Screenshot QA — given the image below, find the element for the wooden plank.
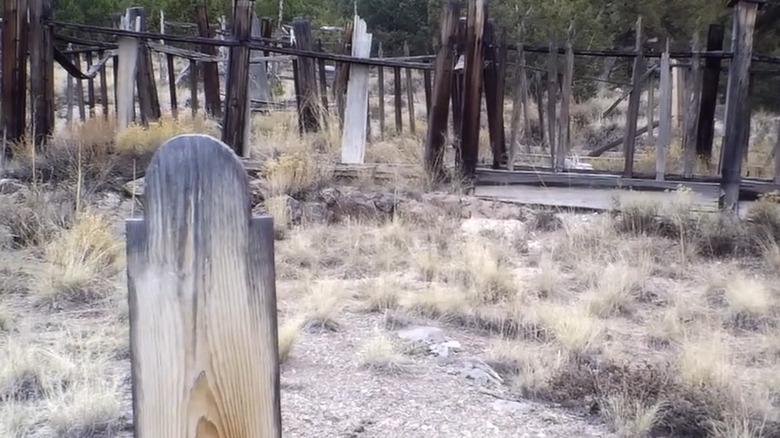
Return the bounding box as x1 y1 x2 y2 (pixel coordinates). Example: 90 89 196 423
222 1 253 156
340 15 373 164
483 21 503 169
774 105 780 184
292 18 320 133
424 0 461 180
28 0 54 148
189 59 199 116
333 22 353 129
460 0 487 178
423 68 432 112
683 34 702 178
403 41 416 134
112 54 119 116
696 24 725 162
85 50 96 117
393 66 403 133
74 52 86 122
495 32 509 166
1 0 29 148
508 18 530 170
126 134 282 438
646 72 655 145
248 12 272 106
588 121 660 157
657 41 672 181
557 29 574 171
129 7 161 125
622 16 644 178
117 35 139 132
546 41 558 167
317 39 329 121
534 71 545 146
721 0 759 210
99 50 109 119
377 43 385 140
167 53 178 119
474 168 722 198
196 5 222 118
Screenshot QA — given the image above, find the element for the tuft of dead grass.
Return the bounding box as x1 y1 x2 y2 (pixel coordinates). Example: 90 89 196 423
600 392 665 438
33 210 123 309
357 330 413 375
300 280 346 331
277 317 304 364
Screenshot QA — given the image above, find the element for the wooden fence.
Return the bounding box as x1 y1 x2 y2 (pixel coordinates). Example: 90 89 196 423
3 0 780 210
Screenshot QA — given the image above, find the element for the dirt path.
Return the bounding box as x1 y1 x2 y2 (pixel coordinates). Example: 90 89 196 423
278 312 614 438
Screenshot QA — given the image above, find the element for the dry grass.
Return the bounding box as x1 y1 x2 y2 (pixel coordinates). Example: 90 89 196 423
3 76 780 438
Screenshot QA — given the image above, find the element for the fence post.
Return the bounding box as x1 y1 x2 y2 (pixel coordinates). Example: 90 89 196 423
1 0 29 152
425 0 461 180
129 7 161 125
557 27 574 172
28 0 54 149
508 19 529 167
696 23 725 163
459 0 487 179
126 134 282 438
546 41 558 168
340 15 373 164
721 0 763 211
292 18 320 133
196 4 223 118
403 41 416 134
622 16 644 178
482 20 504 169
657 41 672 181
222 0 254 157
683 34 702 178
117 12 140 133
377 43 386 140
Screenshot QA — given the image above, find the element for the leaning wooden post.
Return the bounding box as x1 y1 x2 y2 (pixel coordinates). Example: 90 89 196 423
126 134 282 438
340 15 373 164
546 41 558 168
683 34 702 178
99 50 109 120
696 23 725 163
459 0 486 179
117 12 140 133
721 0 763 211
403 41 416 134
509 18 531 165
1 0 29 150
292 18 320 133
28 0 54 149
656 40 672 181
222 0 254 156
167 54 178 119
196 4 223 118
622 16 644 178
482 20 505 169
377 43 386 140
425 0 461 180
556 26 574 172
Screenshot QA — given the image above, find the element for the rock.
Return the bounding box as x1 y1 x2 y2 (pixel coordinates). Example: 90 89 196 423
461 357 504 387
123 177 145 198
396 325 446 344
441 340 462 350
0 179 23 195
459 218 526 241
301 201 332 224
490 400 535 414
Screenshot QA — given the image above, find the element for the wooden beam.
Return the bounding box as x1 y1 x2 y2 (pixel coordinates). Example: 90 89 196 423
459 0 486 179
657 41 672 181
116 29 139 132
292 18 320 133
683 34 702 178
340 15 372 164
696 24 725 162
377 43 385 140
403 41 416 134
483 21 506 169
2 0 29 149
721 0 759 210
29 0 54 149
557 28 574 172
622 16 644 178
222 0 254 156
424 0 460 181
195 4 222 118
126 134 282 438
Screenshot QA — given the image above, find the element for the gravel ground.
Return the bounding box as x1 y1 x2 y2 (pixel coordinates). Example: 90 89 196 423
278 312 615 438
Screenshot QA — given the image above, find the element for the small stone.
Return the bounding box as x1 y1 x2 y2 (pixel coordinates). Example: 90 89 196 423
491 400 534 414
396 325 446 344
0 178 23 195
440 341 461 350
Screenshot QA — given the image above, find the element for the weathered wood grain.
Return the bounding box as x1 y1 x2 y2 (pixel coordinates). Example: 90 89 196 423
117 33 139 132
459 0 486 178
683 34 702 178
126 133 281 438
622 16 644 178
196 4 222 118
340 15 372 164
403 41 416 134
696 24 724 162
222 1 253 156
424 0 460 181
657 41 672 181
29 0 55 148
722 0 759 210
